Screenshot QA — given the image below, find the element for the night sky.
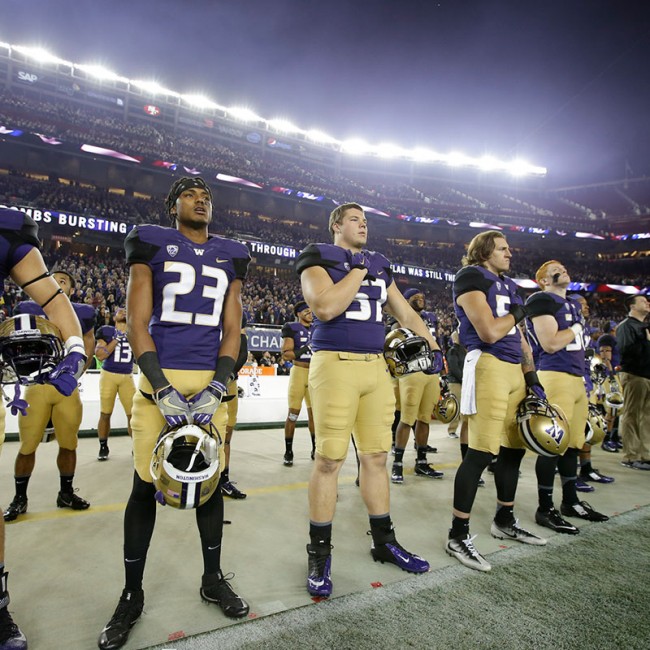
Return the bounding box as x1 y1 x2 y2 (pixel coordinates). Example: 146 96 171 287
3 0 650 185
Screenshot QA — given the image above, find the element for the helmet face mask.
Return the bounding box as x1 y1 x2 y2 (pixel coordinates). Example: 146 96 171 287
516 395 569 457
0 315 64 385
585 404 607 446
604 377 624 411
589 355 608 386
150 423 222 509
384 328 431 378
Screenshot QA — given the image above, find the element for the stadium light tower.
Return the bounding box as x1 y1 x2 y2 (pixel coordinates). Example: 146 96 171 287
227 106 263 123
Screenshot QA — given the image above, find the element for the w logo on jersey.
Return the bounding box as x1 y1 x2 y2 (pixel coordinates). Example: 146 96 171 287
167 245 179 257
193 248 205 256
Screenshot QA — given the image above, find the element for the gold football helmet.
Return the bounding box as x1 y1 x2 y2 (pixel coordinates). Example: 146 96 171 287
384 328 431 378
516 395 570 457
584 404 607 446
0 314 64 385
150 423 222 509
605 376 624 411
435 384 459 424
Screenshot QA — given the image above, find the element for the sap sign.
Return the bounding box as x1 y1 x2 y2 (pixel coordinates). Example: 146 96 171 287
17 71 38 84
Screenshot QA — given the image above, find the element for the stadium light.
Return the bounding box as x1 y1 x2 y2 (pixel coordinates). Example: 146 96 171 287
268 118 303 134
182 94 219 109
227 106 263 122
305 129 337 144
376 143 405 159
411 147 444 163
75 64 126 83
477 155 501 172
12 45 72 67
341 138 373 155
446 152 472 167
131 80 179 97
507 159 547 177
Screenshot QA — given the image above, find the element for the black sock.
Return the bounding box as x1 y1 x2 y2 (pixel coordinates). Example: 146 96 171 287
450 516 470 539
369 514 393 545
494 504 515 526
285 439 294 453
309 521 332 546
220 467 230 483
14 476 30 499
60 475 74 494
416 446 427 463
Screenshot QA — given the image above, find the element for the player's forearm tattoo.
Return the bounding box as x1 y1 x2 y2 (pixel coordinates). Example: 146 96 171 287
521 349 535 374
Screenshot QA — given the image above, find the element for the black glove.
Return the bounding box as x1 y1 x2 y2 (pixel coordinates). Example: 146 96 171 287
509 303 528 325
349 251 369 271
524 371 546 400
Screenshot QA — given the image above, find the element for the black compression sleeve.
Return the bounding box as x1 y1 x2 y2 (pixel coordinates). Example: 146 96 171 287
137 351 169 392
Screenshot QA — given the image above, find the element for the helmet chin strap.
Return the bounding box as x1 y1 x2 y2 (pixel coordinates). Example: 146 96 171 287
185 433 208 472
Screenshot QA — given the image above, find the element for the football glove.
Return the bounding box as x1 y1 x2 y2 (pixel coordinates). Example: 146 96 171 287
508 303 528 325
424 349 444 375
349 251 369 271
153 385 192 427
524 371 546 401
7 383 28 417
294 344 312 359
188 380 227 425
46 350 87 397
569 322 583 340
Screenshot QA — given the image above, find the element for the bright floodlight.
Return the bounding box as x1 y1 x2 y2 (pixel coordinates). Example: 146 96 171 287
12 45 71 67
376 143 405 159
478 155 501 172
268 118 302 134
306 129 337 144
446 152 471 167
75 64 125 82
411 147 445 163
341 138 372 155
182 94 219 109
132 80 178 97
227 107 262 122
507 159 546 177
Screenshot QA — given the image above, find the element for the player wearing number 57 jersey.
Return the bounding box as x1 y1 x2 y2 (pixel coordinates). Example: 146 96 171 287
526 261 609 534
98 177 250 650
95 306 136 460
297 202 439 598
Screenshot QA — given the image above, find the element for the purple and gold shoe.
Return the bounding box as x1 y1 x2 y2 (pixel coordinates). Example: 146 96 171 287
307 543 333 597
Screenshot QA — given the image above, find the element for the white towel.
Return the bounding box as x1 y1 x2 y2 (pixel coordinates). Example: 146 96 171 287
460 349 482 415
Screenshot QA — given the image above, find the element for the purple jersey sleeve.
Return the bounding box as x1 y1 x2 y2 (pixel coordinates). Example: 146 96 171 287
282 322 312 361
0 209 40 289
296 243 393 354
97 325 134 374
124 225 251 371
453 265 523 364
526 292 586 376
421 310 438 338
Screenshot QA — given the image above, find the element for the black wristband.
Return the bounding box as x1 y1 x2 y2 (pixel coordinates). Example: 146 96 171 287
524 371 541 388
137 351 169 392
214 355 236 386
509 304 528 325
233 334 248 375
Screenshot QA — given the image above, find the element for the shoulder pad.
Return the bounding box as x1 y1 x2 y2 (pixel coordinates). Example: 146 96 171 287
296 243 339 275
454 266 493 298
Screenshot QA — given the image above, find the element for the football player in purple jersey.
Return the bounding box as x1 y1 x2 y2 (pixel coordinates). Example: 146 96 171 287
98 178 250 650
568 295 615 489
527 261 609 536
446 230 546 573
0 207 86 650
296 203 441 598
4 269 95 522
391 288 443 483
281 299 315 466
95 306 136 460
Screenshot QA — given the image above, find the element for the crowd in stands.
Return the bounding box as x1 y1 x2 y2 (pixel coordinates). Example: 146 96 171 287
3 89 642 231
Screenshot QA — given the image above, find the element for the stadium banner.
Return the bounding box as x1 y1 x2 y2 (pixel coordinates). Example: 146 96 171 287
244 239 298 259
0 204 131 235
246 327 283 352
390 263 455 283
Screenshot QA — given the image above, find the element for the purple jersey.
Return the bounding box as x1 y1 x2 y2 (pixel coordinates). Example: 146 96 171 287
281 321 312 362
0 209 40 287
453 265 523 364
15 300 95 335
421 310 438 338
97 325 134 374
125 224 250 371
525 291 585 376
296 243 393 354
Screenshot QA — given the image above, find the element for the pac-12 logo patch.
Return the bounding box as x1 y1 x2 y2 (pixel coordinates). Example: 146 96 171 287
167 245 179 257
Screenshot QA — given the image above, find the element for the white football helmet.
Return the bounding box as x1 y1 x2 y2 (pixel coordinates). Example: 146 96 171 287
150 423 222 509
584 404 607 446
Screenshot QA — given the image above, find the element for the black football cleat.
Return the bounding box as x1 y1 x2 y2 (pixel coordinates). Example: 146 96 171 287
97 588 144 650
3 496 28 522
200 571 249 618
